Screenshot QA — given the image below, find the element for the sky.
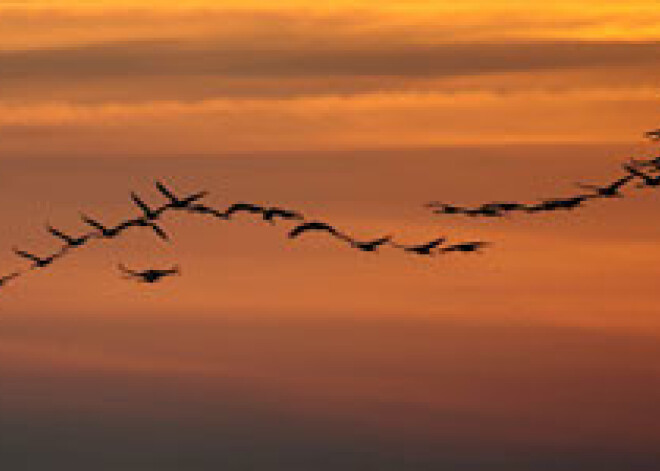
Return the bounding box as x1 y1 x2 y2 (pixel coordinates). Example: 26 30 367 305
1 1 660 470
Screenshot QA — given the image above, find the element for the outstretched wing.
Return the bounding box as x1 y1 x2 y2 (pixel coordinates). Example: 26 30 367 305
147 222 169 241
155 181 177 202
46 225 71 242
225 202 265 216
117 264 139 276
80 213 105 231
181 191 209 205
13 247 39 262
288 222 349 241
130 192 154 216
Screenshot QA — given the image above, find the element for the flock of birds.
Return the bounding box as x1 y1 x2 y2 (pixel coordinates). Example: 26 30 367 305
427 134 660 218
0 182 487 289
2 129 659 290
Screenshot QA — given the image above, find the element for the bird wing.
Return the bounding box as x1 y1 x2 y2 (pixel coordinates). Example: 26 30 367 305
225 203 264 215
13 248 39 262
80 214 105 231
46 225 71 242
611 174 634 189
130 192 153 216
147 222 169 241
181 191 209 205
118 264 139 276
288 222 334 238
155 181 178 202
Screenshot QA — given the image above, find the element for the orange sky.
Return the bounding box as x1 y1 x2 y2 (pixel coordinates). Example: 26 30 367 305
1 2 660 469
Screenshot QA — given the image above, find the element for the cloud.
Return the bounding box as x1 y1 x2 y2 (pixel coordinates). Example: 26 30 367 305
2 39 660 82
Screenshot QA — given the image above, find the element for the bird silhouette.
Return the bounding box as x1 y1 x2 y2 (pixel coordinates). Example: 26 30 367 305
13 246 68 269
428 203 467 215
155 181 208 209
552 195 591 210
464 205 504 218
46 225 92 248
392 237 446 255
644 129 660 141
350 235 393 252
628 156 660 169
118 264 180 283
483 202 527 212
130 192 165 220
81 214 168 241
262 207 305 224
221 202 266 219
80 214 128 238
624 164 660 187
121 218 170 241
576 174 634 198
288 221 352 243
0 271 22 287
185 203 229 219
441 241 490 253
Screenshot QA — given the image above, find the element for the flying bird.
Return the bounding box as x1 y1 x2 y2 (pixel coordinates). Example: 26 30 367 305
644 129 660 141
392 237 446 255
349 235 393 252
46 225 92 248
262 207 305 224
121 218 170 241
628 156 660 169
553 195 591 210
441 241 490 254
130 192 165 220
13 246 67 269
221 202 266 219
0 271 22 287
155 181 208 209
80 214 129 238
118 264 180 283
624 164 660 187
288 221 352 243
429 203 467 215
185 203 229 219
576 174 634 198
464 205 504 218
81 214 168 241
483 202 527 212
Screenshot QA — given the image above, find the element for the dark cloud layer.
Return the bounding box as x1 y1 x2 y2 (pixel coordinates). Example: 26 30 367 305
2 40 660 81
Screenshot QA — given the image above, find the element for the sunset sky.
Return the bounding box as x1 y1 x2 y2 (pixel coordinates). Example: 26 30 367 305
2 1 660 470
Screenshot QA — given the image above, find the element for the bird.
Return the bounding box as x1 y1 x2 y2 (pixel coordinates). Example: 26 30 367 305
482 202 527 212
624 164 660 187
429 203 467 215
628 156 660 169
262 207 305 224
464 205 504 218
441 241 490 254
392 237 446 255
121 218 170 241
118 264 180 283
552 195 591 210
576 174 634 198
80 214 129 239
13 246 68 269
185 203 229 219
349 235 393 252
0 271 22 287
130 192 165 220
644 129 660 141
46 225 92 248
288 221 352 243
221 202 266 219
155 181 208 210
